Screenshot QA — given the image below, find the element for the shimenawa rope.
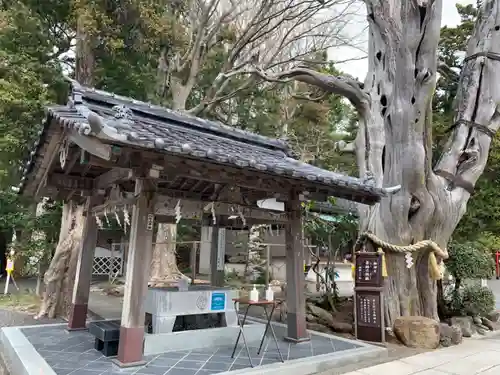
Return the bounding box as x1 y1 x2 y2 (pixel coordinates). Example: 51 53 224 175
351 232 447 281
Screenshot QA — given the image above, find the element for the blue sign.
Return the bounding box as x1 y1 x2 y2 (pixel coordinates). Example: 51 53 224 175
210 292 226 311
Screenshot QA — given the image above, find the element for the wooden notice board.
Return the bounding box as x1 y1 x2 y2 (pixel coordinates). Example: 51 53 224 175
354 252 385 343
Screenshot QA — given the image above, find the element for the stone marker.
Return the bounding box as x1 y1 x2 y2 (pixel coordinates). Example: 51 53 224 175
393 316 440 349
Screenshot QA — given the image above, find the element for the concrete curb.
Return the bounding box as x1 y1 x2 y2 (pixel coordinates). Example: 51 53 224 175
243 315 383 350
0 327 57 375
1 316 387 375
236 315 387 375
217 345 386 375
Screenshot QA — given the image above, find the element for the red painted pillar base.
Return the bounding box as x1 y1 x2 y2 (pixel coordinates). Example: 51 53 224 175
114 326 146 367
67 303 88 331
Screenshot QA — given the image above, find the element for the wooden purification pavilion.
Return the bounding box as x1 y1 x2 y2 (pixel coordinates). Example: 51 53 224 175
18 80 399 366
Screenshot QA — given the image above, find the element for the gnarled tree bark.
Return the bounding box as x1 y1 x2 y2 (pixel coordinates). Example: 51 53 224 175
37 13 95 319
252 0 500 328
37 203 84 319
149 223 185 286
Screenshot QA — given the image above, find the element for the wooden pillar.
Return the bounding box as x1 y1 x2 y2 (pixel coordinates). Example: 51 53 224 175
199 226 212 274
190 242 198 282
285 190 310 342
68 195 99 330
210 220 225 287
265 245 271 286
115 179 155 366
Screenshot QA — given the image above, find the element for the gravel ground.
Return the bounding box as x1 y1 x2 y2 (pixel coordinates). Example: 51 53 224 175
0 308 64 375
0 309 63 327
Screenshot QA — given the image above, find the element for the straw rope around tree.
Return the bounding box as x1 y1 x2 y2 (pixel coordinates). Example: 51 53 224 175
353 232 449 281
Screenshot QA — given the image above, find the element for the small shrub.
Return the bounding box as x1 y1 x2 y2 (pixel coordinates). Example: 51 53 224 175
445 242 495 281
461 285 495 317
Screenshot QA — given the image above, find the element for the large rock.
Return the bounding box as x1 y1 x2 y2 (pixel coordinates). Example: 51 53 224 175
307 303 353 333
393 316 440 349
450 316 475 337
439 323 463 347
481 317 495 331
307 322 331 333
477 326 488 335
487 311 500 322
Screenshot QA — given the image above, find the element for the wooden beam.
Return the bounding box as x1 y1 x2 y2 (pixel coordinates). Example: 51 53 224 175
69 131 112 161
117 179 155 365
284 189 309 343
210 223 225 287
156 196 288 224
190 242 197 282
90 191 287 223
47 173 93 191
34 131 64 198
94 168 134 190
91 196 137 215
81 145 377 204
85 148 292 195
64 150 80 175
68 195 100 330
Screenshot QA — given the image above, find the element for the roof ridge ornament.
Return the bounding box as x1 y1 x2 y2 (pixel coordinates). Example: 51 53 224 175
111 104 134 129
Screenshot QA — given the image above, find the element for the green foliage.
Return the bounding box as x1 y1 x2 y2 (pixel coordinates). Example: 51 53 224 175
448 285 496 317
445 241 495 281
0 3 68 186
461 285 496 316
0 191 31 232
304 199 357 251
473 232 500 256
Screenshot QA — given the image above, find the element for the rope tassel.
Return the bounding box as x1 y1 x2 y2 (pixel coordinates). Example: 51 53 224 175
428 252 442 280
377 247 388 277
354 232 448 281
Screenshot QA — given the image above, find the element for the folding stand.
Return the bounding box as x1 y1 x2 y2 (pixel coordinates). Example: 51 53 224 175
231 298 284 367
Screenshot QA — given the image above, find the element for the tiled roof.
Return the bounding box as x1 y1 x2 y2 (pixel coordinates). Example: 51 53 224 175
18 82 400 203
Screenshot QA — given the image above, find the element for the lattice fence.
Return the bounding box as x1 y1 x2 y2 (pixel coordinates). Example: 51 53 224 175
92 256 124 276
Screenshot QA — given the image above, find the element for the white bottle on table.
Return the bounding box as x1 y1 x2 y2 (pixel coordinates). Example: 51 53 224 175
249 284 259 302
265 285 274 301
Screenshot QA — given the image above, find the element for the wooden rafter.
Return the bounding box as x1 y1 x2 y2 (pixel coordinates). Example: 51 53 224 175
94 168 134 190
69 131 112 161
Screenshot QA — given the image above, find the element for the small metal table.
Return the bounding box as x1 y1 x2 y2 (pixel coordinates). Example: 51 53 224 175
231 298 284 367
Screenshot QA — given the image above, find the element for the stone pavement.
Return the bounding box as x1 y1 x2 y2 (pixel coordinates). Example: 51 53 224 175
339 335 500 375
5 277 500 375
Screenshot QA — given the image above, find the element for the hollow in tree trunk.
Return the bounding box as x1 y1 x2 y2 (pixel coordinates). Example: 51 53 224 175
37 203 85 319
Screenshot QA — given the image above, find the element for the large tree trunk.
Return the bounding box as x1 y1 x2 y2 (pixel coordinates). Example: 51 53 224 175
354 0 445 327
149 223 184 286
355 0 500 327
151 67 191 285
37 203 84 319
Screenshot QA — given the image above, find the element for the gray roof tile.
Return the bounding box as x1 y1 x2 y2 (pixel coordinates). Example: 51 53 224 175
18 83 400 204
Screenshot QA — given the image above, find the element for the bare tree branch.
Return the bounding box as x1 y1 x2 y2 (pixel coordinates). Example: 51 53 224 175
246 66 369 112
158 0 364 113
437 60 460 81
